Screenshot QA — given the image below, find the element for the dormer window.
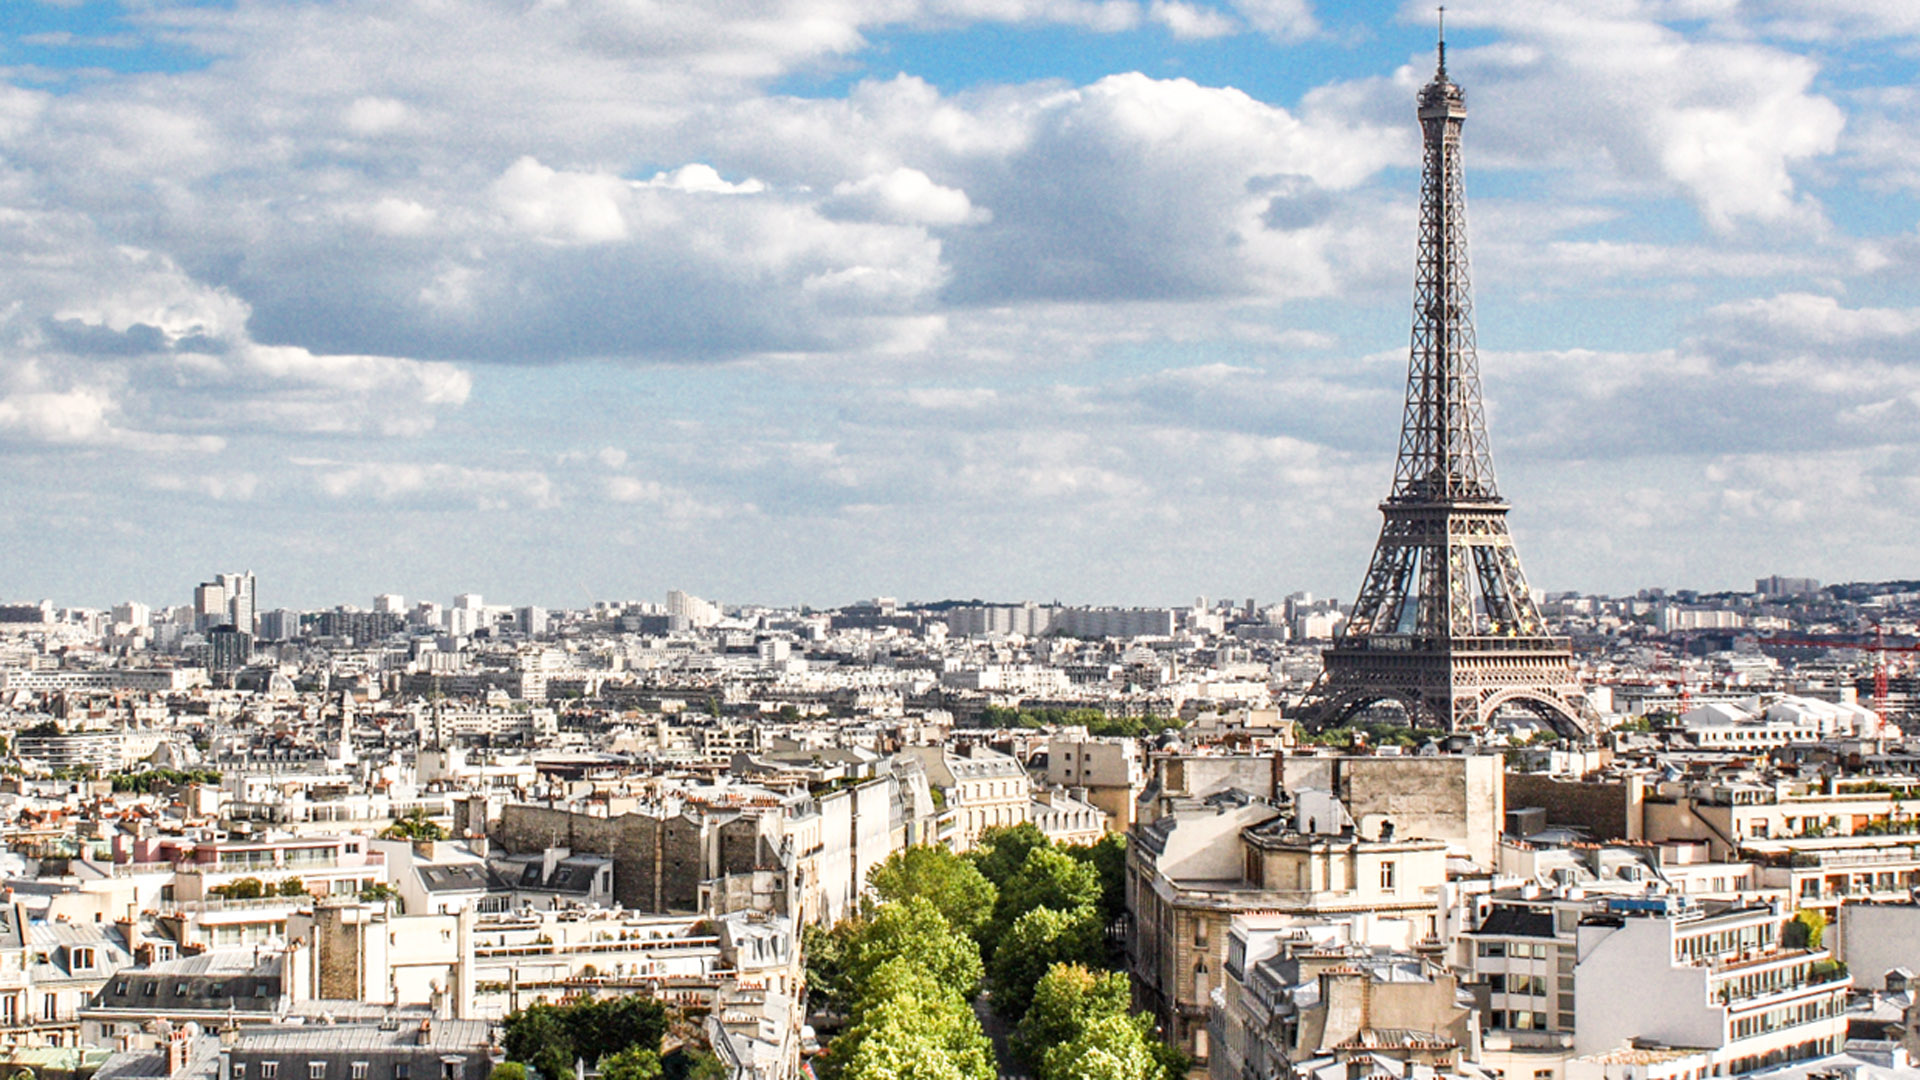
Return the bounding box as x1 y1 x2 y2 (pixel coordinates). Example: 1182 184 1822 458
71 948 95 970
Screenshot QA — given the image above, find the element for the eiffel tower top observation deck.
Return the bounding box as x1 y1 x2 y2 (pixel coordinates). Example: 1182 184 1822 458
1305 27 1588 734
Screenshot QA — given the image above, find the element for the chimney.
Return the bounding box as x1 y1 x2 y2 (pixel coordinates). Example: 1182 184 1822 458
167 1025 190 1077
454 904 476 1020
417 1019 434 1046
116 914 143 956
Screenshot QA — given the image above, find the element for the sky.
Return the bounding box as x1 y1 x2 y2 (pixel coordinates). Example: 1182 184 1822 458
1 0 1919 612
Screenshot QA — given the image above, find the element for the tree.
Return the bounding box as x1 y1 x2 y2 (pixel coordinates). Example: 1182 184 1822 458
661 1049 726 1080
848 958 949 1026
846 897 982 996
829 981 994 1080
971 824 1050 890
278 877 306 897
359 883 400 905
992 848 1100 940
988 906 1104 1023
212 877 265 900
1065 834 1127 928
503 997 668 1080
504 1004 576 1080
381 807 448 841
491 1065 528 1080
1786 908 1827 950
805 918 862 1017
1038 1014 1159 1080
599 1048 662 1080
1013 965 1131 1070
869 845 997 941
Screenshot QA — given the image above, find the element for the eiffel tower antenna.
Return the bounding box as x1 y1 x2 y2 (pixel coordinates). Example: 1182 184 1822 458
1437 6 1446 77
1302 42 1589 736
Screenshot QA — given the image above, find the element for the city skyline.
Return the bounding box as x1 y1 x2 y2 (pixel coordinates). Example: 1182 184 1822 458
1 1 1917 608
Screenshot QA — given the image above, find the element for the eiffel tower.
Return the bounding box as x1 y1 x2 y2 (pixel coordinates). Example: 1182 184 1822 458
1306 31 1587 735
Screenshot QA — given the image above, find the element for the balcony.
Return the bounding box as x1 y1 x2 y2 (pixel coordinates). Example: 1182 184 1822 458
153 896 305 917
473 934 722 959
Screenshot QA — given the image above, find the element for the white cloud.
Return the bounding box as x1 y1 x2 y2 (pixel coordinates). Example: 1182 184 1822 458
642 164 767 195
492 157 630 243
342 96 414 136
1703 292 1920 344
1148 1 1239 38
350 197 437 238
1361 0 1846 230
146 471 260 501
309 460 556 510
1229 0 1317 41
824 168 986 226
0 205 470 451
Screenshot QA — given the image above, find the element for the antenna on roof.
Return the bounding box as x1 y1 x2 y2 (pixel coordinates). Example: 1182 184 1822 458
1437 6 1447 77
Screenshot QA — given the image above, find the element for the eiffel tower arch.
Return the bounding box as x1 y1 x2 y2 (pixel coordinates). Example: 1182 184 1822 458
1302 35 1590 737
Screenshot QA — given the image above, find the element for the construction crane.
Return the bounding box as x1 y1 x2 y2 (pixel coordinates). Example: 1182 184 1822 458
1753 627 1920 724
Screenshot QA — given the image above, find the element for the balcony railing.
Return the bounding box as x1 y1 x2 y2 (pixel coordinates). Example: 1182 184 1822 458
154 896 305 917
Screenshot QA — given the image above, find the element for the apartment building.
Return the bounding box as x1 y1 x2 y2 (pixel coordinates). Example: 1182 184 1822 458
900 744 1031 851
1045 735 1144 831
1572 897 1849 1075
1129 791 1447 1068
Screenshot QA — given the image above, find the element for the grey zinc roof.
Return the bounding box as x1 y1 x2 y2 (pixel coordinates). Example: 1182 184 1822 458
232 1018 496 1054
92 948 282 1013
415 864 492 893
96 1033 224 1080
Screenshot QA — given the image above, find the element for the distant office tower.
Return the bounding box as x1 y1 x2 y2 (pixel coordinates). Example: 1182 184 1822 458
666 589 722 630
1053 607 1177 639
447 606 485 638
1304 41 1586 735
454 593 484 610
218 571 256 633
257 609 301 641
111 602 150 627
192 581 228 632
1756 575 1819 598
207 625 253 675
945 603 1055 637
516 606 548 635
374 593 406 615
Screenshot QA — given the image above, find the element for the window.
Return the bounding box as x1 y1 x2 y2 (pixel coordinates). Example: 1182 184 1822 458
309 1063 326 1080
1478 942 1506 958
233 1066 246 1080
352 1065 369 1080
72 948 95 969
1380 861 1397 891
262 1064 278 1080
2 995 15 1024
43 993 57 1020
142 982 157 998
441 1065 456 1080
394 1065 411 1080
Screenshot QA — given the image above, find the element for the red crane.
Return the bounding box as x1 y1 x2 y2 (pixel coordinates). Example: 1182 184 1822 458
1754 628 1920 723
